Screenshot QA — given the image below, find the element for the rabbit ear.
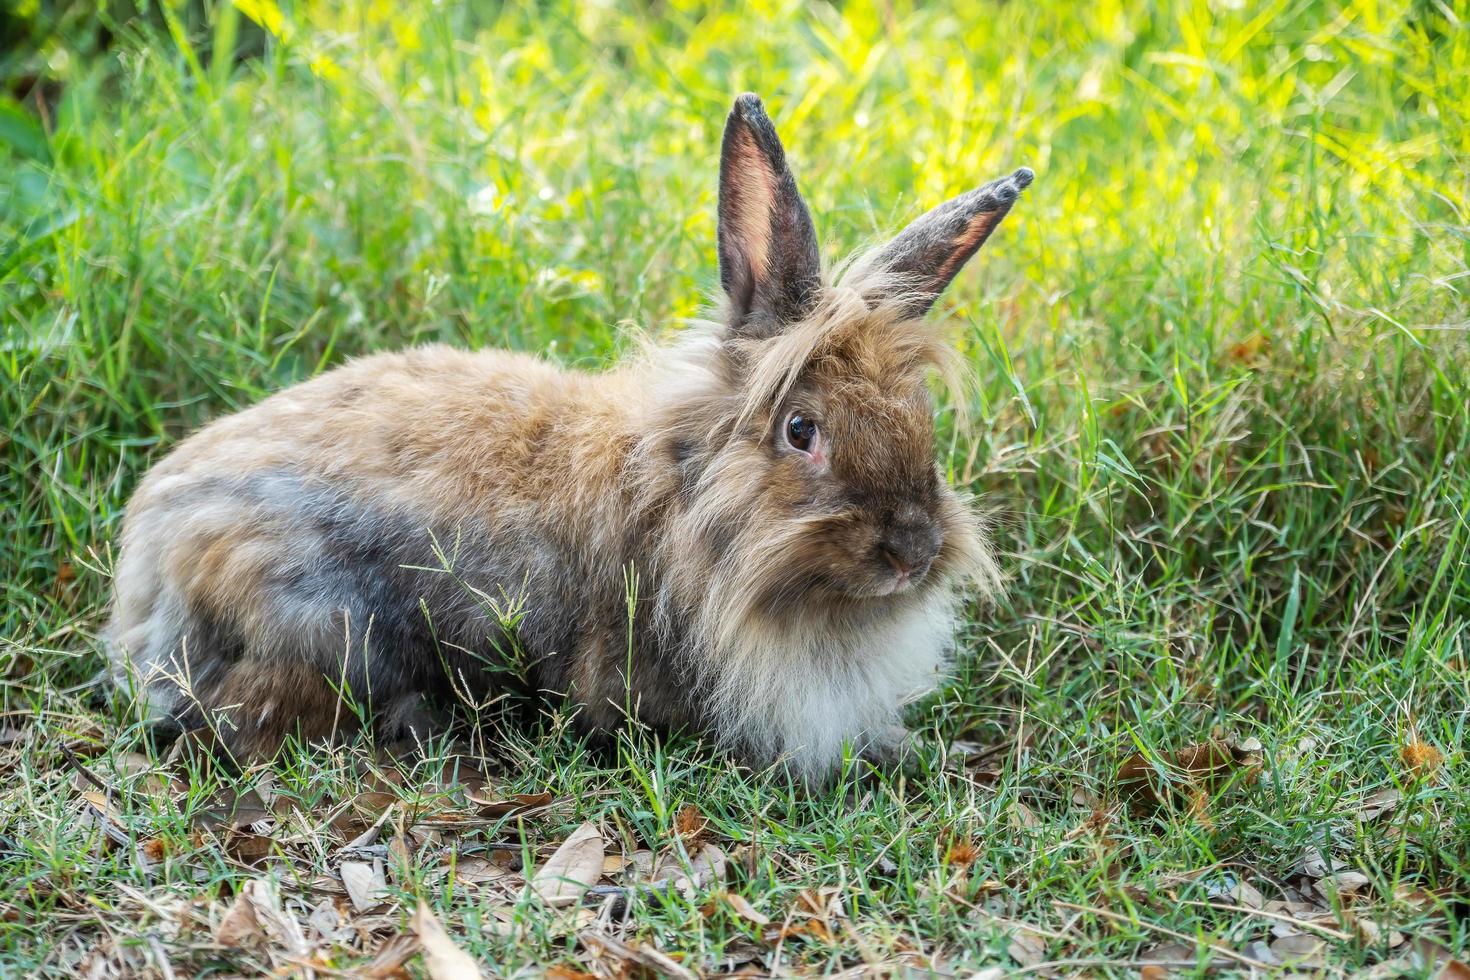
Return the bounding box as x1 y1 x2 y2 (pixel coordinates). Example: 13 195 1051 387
870 167 1034 318
717 93 822 336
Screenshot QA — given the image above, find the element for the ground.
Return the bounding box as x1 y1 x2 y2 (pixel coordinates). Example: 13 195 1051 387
1 1 1468 976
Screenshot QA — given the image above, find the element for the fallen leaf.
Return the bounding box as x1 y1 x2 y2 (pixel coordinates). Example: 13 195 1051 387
1297 847 1330 878
579 930 696 980
1007 927 1047 966
531 822 605 907
413 901 482 979
1232 880 1266 910
341 859 390 912
215 889 262 947
1437 961 1470 980
663 843 727 897
195 787 270 832
1320 870 1371 898
1271 933 1325 965
361 933 419 979
1117 737 1261 806
465 790 553 818
224 830 274 864
721 891 770 926
1356 787 1402 821
546 966 598 980
451 856 510 886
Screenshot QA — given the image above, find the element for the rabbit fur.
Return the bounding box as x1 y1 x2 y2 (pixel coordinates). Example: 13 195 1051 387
106 93 1032 782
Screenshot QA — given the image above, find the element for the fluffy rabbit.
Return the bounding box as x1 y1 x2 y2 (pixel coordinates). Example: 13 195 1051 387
107 93 1032 782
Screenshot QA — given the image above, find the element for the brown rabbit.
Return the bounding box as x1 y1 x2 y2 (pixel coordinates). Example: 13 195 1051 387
106 94 1032 782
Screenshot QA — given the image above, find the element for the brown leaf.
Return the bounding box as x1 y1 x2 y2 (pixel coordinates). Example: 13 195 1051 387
1437 961 1470 980
341 859 390 913
465 790 553 818
195 787 270 832
1117 737 1261 805
215 889 263 947
450 856 511 886
1320 870 1371 898
662 843 727 898
720 891 770 927
1006 927 1047 966
580 930 697 980
413 901 483 979
224 830 275 864
545 967 598 980
1271 933 1325 965
531 821 605 906
1356 787 1402 821
361 933 419 979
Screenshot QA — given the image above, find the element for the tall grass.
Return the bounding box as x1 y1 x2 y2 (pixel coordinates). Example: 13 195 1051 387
1 0 1467 974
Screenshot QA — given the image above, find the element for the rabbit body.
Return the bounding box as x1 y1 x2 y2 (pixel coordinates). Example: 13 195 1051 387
107 94 1031 781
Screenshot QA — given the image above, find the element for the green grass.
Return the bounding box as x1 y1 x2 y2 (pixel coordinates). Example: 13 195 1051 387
2 0 1468 975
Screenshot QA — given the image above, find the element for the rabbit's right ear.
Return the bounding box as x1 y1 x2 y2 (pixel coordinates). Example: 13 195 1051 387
717 94 822 338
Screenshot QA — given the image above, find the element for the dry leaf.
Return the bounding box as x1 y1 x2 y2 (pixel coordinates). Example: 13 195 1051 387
721 891 770 926
579 930 696 980
451 857 511 886
1437 961 1470 980
215 889 262 947
1271 933 1325 965
1118 737 1261 805
1357 787 1401 821
361 933 420 979
1321 870 1371 898
196 787 270 832
531 822 605 906
665 843 727 897
466 790 553 818
546 967 598 980
224 830 274 863
1231 880 1266 909
413 901 483 979
341 858 390 912
1006 927 1047 966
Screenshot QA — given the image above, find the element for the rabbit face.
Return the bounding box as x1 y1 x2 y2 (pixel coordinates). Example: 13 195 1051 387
766 358 947 599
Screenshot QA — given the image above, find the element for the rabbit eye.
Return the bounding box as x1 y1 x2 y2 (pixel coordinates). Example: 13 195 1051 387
785 413 819 453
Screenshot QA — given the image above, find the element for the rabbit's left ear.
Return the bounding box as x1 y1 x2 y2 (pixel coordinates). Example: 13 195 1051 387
869 167 1034 318
717 94 822 337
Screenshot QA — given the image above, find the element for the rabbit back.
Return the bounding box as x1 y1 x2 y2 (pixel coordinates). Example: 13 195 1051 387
106 345 664 754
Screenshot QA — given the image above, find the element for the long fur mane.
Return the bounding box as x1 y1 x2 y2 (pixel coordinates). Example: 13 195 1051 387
621 266 1001 779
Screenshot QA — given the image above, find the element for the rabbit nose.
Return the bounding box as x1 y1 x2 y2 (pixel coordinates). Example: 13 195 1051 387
878 519 941 579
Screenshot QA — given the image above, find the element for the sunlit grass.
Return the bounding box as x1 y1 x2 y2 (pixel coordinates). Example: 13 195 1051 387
1 0 1467 974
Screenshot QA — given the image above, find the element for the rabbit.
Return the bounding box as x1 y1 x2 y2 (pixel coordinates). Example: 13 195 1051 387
106 93 1032 783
